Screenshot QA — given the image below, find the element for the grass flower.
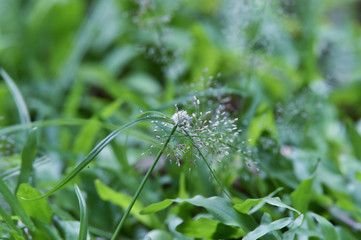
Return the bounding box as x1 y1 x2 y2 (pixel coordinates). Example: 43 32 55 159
151 95 244 170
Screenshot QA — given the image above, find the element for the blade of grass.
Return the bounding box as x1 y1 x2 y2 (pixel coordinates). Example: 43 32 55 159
0 156 49 180
20 112 172 200
0 69 31 137
0 204 22 236
16 128 38 192
74 184 88 240
111 125 178 240
0 178 34 231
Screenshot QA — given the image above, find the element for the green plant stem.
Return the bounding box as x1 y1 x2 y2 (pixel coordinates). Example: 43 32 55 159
182 130 234 203
111 125 177 240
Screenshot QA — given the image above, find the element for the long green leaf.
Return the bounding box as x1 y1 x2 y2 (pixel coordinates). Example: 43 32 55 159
20 112 172 201
243 217 293 240
74 184 88 240
16 128 38 192
0 69 31 136
0 179 34 231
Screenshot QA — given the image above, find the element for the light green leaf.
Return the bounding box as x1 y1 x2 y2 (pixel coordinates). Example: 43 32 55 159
291 178 313 213
94 180 160 228
176 217 245 239
73 118 101 155
234 198 263 214
17 184 53 224
140 199 173 215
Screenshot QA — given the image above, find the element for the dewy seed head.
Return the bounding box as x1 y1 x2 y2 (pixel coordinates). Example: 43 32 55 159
172 110 190 126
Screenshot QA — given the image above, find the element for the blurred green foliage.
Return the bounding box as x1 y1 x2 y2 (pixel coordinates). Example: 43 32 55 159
1 0 361 239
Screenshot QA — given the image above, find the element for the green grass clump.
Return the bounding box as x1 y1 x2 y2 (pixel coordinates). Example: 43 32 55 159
1 0 361 239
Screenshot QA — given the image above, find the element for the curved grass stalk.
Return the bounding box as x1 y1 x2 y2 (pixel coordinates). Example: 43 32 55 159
0 69 31 137
111 125 178 240
74 184 88 240
20 112 172 201
182 130 234 203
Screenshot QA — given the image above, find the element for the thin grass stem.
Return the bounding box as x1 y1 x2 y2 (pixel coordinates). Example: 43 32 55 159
111 125 177 240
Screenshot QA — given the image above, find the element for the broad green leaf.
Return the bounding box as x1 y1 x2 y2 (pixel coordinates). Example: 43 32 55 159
142 195 257 232
94 180 160 228
17 184 53 224
19 112 172 200
16 128 37 192
74 185 88 240
0 179 34 231
176 217 245 239
291 178 313 213
243 217 293 240
309 213 339 240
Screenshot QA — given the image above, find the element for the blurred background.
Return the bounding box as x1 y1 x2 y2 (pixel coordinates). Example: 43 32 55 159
1 0 361 239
